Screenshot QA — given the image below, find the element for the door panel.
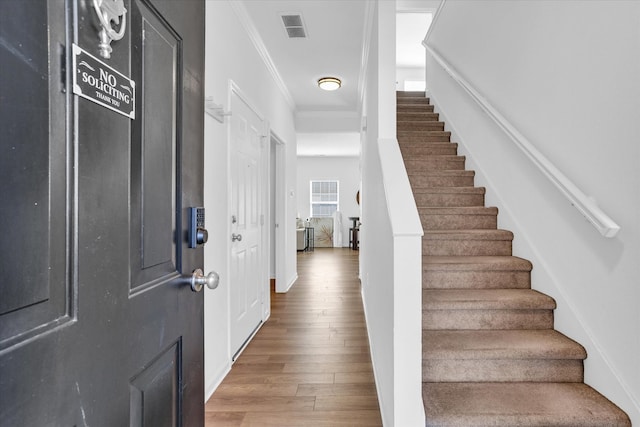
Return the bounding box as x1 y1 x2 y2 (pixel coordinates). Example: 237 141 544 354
129 339 181 427
0 1 205 425
0 0 72 352
230 90 264 358
130 0 180 293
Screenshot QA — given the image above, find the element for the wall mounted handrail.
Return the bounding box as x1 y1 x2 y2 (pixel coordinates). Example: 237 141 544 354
422 42 620 238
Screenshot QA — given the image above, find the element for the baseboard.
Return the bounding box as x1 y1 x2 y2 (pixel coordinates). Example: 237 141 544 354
204 361 231 403
277 273 297 293
232 320 265 362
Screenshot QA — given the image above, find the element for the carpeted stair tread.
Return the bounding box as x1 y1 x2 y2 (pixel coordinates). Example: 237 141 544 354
403 150 463 158
396 94 429 100
425 229 513 241
396 120 444 127
404 154 464 160
423 289 555 311
399 142 458 156
414 188 486 208
423 231 513 257
423 331 586 382
408 170 474 179
423 330 585 360
397 99 431 106
397 90 427 98
404 155 466 171
397 95 428 101
419 207 498 230
408 170 475 188
419 206 498 216
398 141 457 148
423 357 583 383
408 170 473 176
397 112 440 121
397 130 451 142
414 187 485 196
422 382 631 426
398 121 445 131
423 256 533 289
397 104 435 113
423 256 532 271
396 110 437 117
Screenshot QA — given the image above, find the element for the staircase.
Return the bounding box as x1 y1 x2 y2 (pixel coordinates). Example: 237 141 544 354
396 91 631 426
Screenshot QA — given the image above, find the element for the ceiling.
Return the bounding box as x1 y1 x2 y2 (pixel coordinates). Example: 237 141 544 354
242 0 369 115
240 0 440 156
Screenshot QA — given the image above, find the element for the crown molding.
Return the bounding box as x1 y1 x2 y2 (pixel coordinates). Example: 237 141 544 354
229 1 296 111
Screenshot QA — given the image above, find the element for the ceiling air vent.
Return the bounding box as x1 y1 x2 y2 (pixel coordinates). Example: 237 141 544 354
280 13 307 38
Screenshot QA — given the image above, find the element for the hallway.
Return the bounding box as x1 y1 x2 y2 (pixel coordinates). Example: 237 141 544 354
205 248 382 426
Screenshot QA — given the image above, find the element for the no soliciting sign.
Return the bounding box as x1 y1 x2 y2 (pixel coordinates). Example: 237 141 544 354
72 44 135 119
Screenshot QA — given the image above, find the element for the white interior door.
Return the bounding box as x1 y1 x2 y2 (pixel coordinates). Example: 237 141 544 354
230 88 264 359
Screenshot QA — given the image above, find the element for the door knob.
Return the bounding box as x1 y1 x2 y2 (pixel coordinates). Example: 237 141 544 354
189 269 220 292
231 233 242 242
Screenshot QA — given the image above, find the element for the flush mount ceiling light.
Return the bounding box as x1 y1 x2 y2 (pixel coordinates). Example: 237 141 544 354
317 77 341 91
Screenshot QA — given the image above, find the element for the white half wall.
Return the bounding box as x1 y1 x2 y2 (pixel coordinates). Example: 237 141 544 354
361 2 425 426
203 0 297 401
426 1 640 423
296 155 361 247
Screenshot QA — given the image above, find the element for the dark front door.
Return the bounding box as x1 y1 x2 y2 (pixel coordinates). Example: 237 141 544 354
0 1 205 425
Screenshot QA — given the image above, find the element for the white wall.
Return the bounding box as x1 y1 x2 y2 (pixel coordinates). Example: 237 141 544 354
397 0 442 11
297 132 360 157
203 0 298 400
296 111 361 133
396 66 426 91
296 156 360 247
395 10 434 91
426 1 640 423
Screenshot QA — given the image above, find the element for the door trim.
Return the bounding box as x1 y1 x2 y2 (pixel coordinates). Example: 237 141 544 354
269 132 287 294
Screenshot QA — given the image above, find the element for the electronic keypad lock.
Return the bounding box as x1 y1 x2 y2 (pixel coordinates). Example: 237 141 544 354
188 207 208 248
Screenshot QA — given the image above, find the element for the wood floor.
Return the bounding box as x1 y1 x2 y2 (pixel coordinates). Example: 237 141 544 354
205 248 382 426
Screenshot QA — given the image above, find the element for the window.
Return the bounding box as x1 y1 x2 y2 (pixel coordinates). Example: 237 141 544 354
310 180 339 217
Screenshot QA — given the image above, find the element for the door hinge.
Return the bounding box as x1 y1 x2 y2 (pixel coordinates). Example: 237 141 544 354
260 214 264 226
